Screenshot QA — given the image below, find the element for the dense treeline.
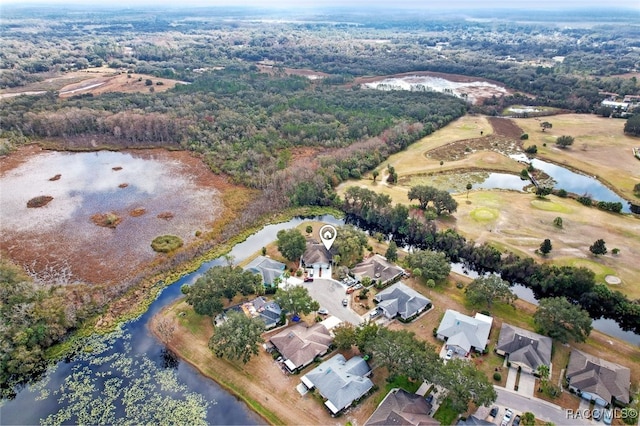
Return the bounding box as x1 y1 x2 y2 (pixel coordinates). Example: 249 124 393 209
1 67 466 188
342 186 640 334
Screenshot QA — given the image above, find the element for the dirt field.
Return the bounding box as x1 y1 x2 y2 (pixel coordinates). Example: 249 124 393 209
353 71 516 105
0 145 235 285
516 114 640 201
0 66 184 99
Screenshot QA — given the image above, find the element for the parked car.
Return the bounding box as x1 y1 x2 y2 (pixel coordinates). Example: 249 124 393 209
369 309 381 318
317 308 328 315
445 349 454 360
353 283 363 290
501 409 513 426
489 407 499 418
303 276 314 282
425 394 434 404
346 287 356 294
603 409 613 425
512 414 521 426
342 298 348 307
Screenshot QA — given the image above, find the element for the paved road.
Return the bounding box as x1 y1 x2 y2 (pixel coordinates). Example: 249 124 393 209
299 278 364 325
495 387 588 425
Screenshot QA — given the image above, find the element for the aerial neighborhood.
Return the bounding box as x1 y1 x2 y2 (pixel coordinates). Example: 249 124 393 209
178 222 635 425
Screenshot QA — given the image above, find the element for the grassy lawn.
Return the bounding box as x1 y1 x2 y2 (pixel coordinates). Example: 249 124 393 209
434 397 461 425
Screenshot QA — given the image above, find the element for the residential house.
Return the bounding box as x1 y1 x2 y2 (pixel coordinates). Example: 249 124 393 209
566 349 631 406
436 309 493 355
352 254 405 286
300 354 373 415
365 388 438 426
300 239 333 278
373 282 432 322
220 296 282 330
270 322 333 372
496 323 552 374
244 255 286 290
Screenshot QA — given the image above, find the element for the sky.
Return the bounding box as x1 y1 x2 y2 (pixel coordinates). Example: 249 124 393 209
8 0 640 9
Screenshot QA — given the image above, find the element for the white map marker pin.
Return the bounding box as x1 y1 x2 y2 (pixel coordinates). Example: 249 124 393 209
319 224 337 250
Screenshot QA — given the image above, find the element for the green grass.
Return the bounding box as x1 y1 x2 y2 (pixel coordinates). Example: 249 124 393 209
530 198 573 213
151 235 184 253
470 207 499 222
554 258 617 283
373 375 423 406
434 397 461 425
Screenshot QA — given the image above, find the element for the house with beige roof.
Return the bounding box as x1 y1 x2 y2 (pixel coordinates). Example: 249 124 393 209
352 254 405 287
365 388 438 426
269 322 332 372
496 323 552 374
566 349 631 406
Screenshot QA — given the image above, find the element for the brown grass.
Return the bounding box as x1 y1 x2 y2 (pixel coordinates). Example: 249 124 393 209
90 212 122 228
129 208 146 217
48 174 61 181
156 211 174 220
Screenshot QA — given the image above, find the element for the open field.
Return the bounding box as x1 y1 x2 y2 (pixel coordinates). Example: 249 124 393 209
0 66 184 99
337 113 640 300
516 114 640 202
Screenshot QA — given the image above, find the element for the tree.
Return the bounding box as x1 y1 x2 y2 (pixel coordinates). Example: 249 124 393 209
185 265 260 315
535 186 553 198
555 135 574 148
305 225 313 235
405 250 451 283
540 121 552 132
408 185 438 210
553 217 563 228
276 229 306 262
437 358 497 413
624 114 640 137
208 311 264 364
332 323 357 350
539 239 552 256
274 285 319 316
589 239 607 256
334 225 368 267
465 275 516 309
466 182 472 199
534 297 592 343
372 170 379 182
385 241 398 262
368 328 440 380
521 412 536 426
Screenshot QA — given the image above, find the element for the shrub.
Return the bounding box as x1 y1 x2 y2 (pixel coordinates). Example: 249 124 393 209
556 189 568 198
151 235 183 253
524 145 537 154
577 195 593 206
493 372 502 381
520 133 529 140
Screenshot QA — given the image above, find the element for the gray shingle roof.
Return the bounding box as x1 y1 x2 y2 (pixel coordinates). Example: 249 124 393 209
373 282 431 320
244 255 285 286
301 240 332 266
496 323 552 371
302 354 373 414
365 388 438 426
437 310 493 352
566 349 631 404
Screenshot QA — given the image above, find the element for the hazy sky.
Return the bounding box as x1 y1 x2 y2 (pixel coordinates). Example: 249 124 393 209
10 0 640 9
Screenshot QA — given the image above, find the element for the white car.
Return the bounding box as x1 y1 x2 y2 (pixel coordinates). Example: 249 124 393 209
445 349 454 360
501 409 513 426
317 308 329 315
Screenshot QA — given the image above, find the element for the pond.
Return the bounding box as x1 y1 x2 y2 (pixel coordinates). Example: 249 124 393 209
1 214 344 425
529 158 632 213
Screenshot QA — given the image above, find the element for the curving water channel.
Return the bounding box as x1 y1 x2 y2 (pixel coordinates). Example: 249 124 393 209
1 215 343 425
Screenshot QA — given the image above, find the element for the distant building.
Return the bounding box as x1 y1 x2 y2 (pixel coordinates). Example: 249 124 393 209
270 323 333 372
373 282 432 322
566 349 631 407
601 100 630 111
301 354 373 415
495 323 552 374
365 388 438 426
436 310 493 355
244 255 286 290
352 254 405 286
